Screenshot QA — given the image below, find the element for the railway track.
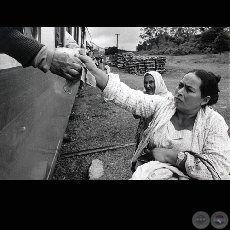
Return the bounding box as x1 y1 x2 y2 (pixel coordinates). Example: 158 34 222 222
60 142 136 158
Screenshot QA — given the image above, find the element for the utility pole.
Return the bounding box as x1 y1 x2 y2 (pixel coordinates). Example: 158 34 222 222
115 34 120 54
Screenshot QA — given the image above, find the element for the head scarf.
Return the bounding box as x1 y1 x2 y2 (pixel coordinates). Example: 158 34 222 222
144 71 172 97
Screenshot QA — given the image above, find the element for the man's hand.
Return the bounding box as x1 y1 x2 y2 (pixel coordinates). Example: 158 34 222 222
50 47 83 81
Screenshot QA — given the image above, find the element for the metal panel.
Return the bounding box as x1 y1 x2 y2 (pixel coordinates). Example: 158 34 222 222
0 66 80 180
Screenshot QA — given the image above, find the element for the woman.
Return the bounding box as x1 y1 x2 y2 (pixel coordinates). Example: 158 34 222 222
132 72 172 172
78 52 230 180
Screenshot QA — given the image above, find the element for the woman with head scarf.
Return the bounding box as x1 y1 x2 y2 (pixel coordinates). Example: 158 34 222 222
132 71 172 171
78 53 230 180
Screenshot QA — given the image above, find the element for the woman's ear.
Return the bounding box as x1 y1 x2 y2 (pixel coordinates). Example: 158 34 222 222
201 96 211 106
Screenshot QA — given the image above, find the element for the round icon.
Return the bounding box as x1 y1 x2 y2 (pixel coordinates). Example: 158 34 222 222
211 211 228 229
192 211 210 229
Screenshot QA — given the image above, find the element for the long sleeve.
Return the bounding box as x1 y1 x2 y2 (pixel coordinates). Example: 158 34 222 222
0 27 44 66
102 73 165 118
30 46 54 73
185 111 230 180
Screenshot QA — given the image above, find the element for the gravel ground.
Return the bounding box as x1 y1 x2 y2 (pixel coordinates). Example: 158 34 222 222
51 67 142 180
51 53 230 180
52 147 135 180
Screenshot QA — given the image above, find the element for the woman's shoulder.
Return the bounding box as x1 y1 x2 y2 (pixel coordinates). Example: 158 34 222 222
204 106 227 125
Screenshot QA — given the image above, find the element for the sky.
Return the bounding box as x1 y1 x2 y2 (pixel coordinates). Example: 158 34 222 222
87 27 143 51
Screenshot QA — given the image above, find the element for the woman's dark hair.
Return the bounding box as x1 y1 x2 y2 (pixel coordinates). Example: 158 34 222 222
187 69 221 106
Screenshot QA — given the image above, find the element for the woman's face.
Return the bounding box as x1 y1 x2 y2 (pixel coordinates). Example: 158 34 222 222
174 72 209 113
144 74 155 95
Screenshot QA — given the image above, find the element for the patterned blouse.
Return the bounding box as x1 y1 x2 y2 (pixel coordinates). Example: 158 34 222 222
102 72 230 180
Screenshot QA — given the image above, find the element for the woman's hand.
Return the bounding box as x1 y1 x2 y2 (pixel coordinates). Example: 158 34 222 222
78 51 109 91
78 50 98 71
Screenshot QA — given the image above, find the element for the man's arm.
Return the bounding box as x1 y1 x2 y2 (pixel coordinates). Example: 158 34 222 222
0 27 83 81
0 27 44 66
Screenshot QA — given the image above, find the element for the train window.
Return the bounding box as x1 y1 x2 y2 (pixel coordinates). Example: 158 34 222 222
55 27 65 48
22 27 41 42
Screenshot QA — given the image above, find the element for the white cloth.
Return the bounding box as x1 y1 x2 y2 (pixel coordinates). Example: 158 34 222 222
64 31 96 87
131 160 230 180
130 161 190 180
81 67 97 87
65 31 79 48
102 71 230 180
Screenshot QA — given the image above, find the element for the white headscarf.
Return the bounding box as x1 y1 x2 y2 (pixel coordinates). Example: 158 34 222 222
144 71 172 98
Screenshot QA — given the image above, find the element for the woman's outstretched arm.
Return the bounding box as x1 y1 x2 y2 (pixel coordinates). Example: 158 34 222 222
78 54 109 90
78 51 163 119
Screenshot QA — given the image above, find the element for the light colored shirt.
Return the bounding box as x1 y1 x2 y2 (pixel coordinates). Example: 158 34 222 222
102 72 230 180
158 120 193 151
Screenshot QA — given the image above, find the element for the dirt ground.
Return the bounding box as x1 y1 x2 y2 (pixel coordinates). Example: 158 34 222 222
51 52 230 180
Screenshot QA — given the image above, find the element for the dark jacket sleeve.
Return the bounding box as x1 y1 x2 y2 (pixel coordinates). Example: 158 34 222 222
0 27 44 66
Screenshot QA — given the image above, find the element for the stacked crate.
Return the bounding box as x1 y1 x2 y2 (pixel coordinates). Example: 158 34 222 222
115 53 166 75
124 56 131 73
116 54 125 69
155 56 166 74
145 56 156 72
126 60 137 74
137 57 146 74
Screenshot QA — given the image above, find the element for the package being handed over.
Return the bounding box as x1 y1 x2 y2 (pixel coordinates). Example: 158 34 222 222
50 47 85 94
51 31 85 94
55 31 96 93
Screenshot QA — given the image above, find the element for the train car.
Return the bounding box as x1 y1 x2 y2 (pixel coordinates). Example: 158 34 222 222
0 27 88 180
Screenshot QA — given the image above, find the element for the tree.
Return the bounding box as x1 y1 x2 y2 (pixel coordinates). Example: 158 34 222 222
137 27 230 54
200 27 229 52
139 27 201 50
175 27 201 42
213 31 230 54
105 46 118 55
